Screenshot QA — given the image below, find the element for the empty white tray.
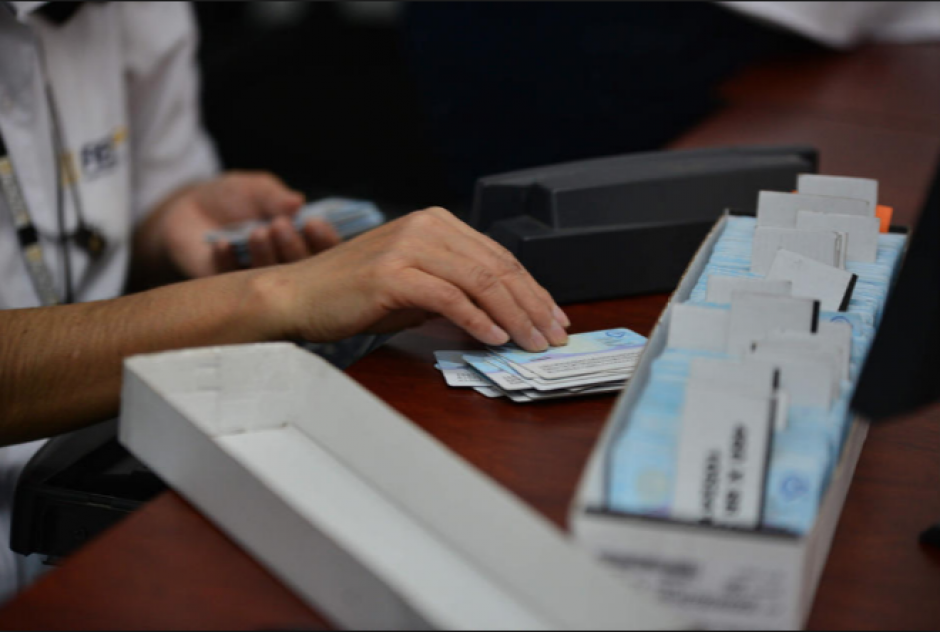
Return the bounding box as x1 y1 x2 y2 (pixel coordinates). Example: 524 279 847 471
120 343 686 630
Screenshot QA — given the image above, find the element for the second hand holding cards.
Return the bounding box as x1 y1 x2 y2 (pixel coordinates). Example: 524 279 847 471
205 197 385 268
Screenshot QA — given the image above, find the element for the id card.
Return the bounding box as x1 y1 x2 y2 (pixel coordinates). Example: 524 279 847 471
488 328 646 379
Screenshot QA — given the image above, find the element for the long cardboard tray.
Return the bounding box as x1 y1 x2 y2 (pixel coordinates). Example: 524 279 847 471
119 343 687 630
569 212 882 629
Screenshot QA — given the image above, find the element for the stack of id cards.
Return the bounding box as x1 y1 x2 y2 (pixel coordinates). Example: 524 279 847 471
205 197 385 267
432 329 647 403
608 173 908 535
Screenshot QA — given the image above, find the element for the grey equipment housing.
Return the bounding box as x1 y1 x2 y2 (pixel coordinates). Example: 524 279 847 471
472 145 818 303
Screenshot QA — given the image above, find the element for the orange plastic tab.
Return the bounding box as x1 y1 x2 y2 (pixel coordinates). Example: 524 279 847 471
876 205 893 233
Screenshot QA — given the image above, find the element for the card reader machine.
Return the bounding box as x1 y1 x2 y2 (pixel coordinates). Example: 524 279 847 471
472 145 818 303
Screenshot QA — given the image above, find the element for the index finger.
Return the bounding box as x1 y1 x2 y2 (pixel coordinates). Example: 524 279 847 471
423 207 570 327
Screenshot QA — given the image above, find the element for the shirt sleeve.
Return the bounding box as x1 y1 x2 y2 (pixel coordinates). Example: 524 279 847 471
719 1 940 49
119 1 221 225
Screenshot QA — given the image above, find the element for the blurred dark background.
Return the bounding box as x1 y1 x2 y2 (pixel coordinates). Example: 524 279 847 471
194 2 818 221
194 1 451 220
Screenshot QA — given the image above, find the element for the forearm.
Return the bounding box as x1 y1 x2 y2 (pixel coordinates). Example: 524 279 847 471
0 268 285 446
1 206 572 446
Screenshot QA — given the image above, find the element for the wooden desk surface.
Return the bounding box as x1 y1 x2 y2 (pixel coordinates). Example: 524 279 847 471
0 298 664 630
669 42 940 228
2 307 939 630
2 42 940 630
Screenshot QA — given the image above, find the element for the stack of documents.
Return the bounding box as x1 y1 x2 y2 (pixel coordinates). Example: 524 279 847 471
206 197 385 267
433 329 647 403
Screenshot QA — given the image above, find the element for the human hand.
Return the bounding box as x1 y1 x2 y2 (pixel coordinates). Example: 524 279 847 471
260 206 570 352
159 171 341 278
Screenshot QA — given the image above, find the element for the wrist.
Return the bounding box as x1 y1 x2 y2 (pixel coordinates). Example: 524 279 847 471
244 265 300 341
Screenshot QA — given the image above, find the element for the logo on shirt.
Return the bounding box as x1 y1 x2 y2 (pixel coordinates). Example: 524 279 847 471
61 126 127 185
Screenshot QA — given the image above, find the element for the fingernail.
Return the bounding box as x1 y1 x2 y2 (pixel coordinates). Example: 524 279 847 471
487 324 510 346
553 305 570 328
528 327 549 352
546 320 568 346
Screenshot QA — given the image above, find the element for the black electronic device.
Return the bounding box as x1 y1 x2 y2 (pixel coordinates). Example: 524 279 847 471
10 419 166 563
472 145 818 303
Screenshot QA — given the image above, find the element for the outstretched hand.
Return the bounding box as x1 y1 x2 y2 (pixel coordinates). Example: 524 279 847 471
262 206 570 352
0 204 571 443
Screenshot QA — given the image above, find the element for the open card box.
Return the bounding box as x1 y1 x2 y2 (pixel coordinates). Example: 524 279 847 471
569 211 895 630
118 343 686 630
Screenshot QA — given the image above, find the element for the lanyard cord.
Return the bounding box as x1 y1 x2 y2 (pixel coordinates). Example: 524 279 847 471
35 31 91 305
51 102 73 304
0 27 108 306
42 72 75 304
42 64 108 273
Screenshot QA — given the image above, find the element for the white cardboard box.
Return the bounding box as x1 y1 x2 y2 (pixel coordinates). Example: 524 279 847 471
119 343 687 630
569 213 874 630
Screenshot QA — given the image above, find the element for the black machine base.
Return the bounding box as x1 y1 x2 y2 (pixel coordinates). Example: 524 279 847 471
10 420 166 563
472 145 818 304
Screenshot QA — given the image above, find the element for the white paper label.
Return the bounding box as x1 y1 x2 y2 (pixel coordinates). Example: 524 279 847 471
797 174 878 212
748 346 839 409
705 276 792 304
688 358 789 431
688 357 779 400
667 303 730 353
726 292 818 356
756 190 872 228
765 249 857 312
751 227 844 275
795 210 880 263
760 326 852 382
673 385 775 528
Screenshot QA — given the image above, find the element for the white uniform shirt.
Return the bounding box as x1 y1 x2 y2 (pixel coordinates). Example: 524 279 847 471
0 1 219 604
721 1 940 49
